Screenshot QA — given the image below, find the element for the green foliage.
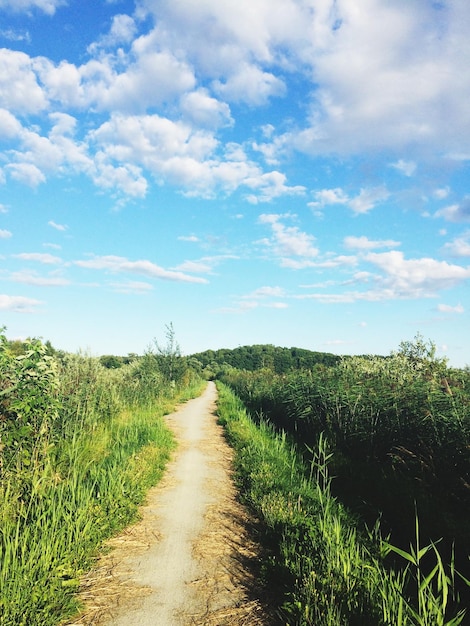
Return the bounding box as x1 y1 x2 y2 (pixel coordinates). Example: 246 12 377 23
216 382 468 626
0 327 203 626
191 343 341 375
146 322 187 384
219 336 470 618
1 333 60 479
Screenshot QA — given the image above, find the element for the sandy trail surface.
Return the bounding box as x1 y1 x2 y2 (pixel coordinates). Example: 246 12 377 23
68 382 277 626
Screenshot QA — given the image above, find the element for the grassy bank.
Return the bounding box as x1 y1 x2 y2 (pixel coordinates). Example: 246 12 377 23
0 334 204 626
216 382 467 626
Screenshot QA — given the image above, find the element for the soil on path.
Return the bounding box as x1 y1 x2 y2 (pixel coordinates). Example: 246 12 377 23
67 382 279 626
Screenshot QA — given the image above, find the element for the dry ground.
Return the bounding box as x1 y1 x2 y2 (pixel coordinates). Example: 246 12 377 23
65 382 281 626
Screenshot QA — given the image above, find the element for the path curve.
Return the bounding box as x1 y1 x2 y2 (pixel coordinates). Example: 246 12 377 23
69 382 275 626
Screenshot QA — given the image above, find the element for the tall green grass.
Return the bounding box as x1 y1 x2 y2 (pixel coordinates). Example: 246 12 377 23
216 382 468 626
0 335 204 626
220 352 470 601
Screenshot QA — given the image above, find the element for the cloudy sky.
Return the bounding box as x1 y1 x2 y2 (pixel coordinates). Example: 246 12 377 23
1 0 469 365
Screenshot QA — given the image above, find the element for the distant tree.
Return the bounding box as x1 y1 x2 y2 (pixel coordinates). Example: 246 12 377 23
99 355 123 369
394 332 447 375
149 323 186 383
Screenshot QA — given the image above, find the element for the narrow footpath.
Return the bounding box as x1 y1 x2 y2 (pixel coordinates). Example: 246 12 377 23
68 382 277 626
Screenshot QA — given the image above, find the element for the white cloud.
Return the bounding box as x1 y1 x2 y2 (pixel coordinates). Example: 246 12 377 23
48 220 68 231
437 303 464 314
180 89 233 129
74 254 208 284
221 282 289 313
294 251 470 304
0 50 48 114
90 113 302 201
178 235 199 243
390 159 417 176
11 270 69 286
434 187 450 200
442 232 470 257
245 170 305 204
0 294 42 312
310 186 389 215
6 163 46 186
0 0 64 15
109 280 153 294
14 252 62 264
92 154 148 198
98 49 196 113
137 0 307 104
0 28 31 42
174 254 237 274
213 63 286 105
258 213 319 266
310 188 349 207
349 186 390 215
248 286 286 298
365 251 470 298
435 198 470 223
344 235 400 251
0 229 12 238
89 14 137 51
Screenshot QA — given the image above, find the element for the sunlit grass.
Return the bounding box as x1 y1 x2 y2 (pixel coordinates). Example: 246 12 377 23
0 343 203 626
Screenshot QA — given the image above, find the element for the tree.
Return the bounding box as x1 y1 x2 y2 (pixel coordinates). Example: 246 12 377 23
394 333 447 374
149 323 186 384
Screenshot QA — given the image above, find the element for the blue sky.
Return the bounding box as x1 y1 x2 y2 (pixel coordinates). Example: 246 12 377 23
1 0 469 366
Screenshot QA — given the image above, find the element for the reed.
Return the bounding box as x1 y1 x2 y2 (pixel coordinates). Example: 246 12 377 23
216 382 468 626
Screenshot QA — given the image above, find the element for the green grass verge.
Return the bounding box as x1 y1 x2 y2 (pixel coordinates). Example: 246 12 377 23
215 382 468 626
0 381 206 626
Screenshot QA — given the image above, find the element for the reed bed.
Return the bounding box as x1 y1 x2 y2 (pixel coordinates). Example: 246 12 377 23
216 382 468 625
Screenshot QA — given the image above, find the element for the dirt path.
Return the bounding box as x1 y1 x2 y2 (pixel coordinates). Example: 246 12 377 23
68 382 277 626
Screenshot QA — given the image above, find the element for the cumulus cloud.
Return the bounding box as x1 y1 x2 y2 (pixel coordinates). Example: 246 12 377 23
349 187 390 215
180 89 233 129
258 213 319 267
213 63 286 105
0 229 12 238
295 1 469 155
310 186 389 215
365 251 470 298
442 232 470 257
6 163 46 186
1 0 469 204
0 50 48 114
0 0 64 16
89 113 302 201
89 14 138 51
294 251 470 304
220 283 289 314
